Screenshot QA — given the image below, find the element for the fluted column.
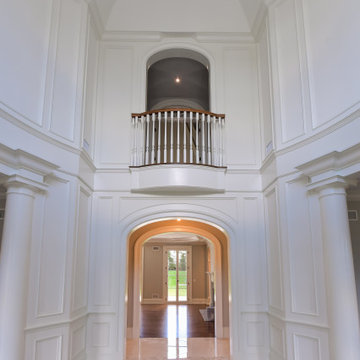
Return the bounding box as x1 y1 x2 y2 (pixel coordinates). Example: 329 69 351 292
0 178 37 360
317 179 360 360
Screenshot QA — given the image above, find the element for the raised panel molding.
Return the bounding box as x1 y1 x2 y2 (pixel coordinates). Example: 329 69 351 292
243 197 267 309
25 326 69 360
270 321 286 358
35 336 62 360
72 187 91 313
265 187 284 313
49 0 86 142
70 323 86 359
293 334 320 360
302 0 360 129
284 180 318 317
223 46 260 167
0 0 53 127
36 180 72 318
270 0 306 144
97 46 133 166
89 196 115 308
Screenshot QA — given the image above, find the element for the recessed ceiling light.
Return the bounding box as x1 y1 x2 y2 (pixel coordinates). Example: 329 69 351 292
175 76 181 84
177 218 181 222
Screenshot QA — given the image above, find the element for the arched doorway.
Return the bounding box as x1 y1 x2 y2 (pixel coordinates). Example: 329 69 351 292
126 219 229 340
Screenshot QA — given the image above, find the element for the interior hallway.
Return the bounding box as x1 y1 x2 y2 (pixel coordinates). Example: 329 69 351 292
126 304 230 359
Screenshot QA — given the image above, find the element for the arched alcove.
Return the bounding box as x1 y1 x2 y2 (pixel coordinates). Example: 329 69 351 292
146 49 210 111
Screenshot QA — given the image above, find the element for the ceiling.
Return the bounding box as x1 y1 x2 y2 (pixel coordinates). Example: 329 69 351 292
90 0 265 33
146 232 208 244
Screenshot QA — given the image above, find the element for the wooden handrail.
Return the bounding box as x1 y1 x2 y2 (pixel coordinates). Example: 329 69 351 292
132 108 225 118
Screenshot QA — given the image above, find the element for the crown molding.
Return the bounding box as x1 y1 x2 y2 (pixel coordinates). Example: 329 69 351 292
101 30 255 44
296 143 360 191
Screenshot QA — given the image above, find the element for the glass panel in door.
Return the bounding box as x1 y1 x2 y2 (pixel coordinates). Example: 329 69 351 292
167 250 177 302
178 250 187 301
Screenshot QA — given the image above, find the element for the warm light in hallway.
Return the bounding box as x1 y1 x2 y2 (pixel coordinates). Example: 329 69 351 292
177 218 181 222
175 76 181 83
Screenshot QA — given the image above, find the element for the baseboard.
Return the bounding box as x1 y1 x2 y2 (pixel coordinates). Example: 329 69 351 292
141 298 164 304
190 298 210 305
222 326 230 338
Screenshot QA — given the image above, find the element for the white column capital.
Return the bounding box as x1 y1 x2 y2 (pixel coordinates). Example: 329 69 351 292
306 175 355 195
0 174 47 195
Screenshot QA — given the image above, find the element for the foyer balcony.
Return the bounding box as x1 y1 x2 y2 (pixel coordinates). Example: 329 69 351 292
129 108 226 193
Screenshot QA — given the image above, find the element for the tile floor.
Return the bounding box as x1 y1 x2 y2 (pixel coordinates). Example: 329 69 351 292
126 337 230 360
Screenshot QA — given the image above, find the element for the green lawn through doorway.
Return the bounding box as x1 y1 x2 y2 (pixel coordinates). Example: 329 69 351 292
168 270 187 298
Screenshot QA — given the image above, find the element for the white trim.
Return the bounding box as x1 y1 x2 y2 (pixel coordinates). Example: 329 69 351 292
130 221 227 340
163 246 192 303
141 299 164 305
190 298 210 305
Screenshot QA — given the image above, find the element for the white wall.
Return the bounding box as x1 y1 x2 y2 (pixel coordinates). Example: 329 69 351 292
0 0 88 148
25 174 91 360
93 36 262 170
267 0 360 152
87 193 268 359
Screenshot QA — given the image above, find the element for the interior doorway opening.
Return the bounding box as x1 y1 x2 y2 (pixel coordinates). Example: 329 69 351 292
165 246 191 303
126 218 230 341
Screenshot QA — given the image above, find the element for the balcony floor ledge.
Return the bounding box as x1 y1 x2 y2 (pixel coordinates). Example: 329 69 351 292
129 164 227 194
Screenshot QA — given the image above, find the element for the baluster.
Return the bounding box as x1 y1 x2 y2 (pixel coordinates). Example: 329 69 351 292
196 112 199 163
177 110 180 162
145 114 150 165
170 111 174 163
211 116 217 166
164 111 167 163
183 111 187 163
136 116 140 166
207 114 211 165
220 117 225 166
131 116 135 166
216 117 220 166
201 113 205 164
151 113 155 164
157 111 161 163
190 112 193 163
140 115 145 166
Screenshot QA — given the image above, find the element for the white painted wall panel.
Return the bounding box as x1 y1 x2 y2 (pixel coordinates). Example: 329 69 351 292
243 197 267 308
72 188 91 313
265 188 283 313
294 335 320 360
223 47 259 167
34 336 62 360
273 0 305 143
83 20 99 157
302 0 360 127
90 197 114 308
285 180 317 317
37 180 71 317
49 0 83 141
98 47 133 166
0 0 52 125
270 320 285 358
70 323 86 359
258 21 274 157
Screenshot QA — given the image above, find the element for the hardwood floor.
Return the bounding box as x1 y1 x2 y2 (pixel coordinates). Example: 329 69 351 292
140 304 215 338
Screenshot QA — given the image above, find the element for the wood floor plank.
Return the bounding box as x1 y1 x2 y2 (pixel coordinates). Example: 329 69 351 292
140 304 214 338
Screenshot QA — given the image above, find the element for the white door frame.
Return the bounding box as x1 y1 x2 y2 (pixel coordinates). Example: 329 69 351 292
131 224 224 338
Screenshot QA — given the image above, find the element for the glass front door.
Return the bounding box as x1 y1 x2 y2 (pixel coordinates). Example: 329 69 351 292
165 247 191 303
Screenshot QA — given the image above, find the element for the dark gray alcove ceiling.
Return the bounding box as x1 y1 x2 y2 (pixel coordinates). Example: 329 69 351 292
147 57 209 111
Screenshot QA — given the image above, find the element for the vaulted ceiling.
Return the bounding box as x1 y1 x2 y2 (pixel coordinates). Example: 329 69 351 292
90 0 265 33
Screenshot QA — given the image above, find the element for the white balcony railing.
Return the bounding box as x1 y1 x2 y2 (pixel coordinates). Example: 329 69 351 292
130 108 225 167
